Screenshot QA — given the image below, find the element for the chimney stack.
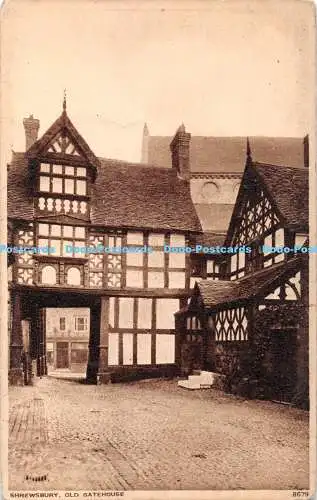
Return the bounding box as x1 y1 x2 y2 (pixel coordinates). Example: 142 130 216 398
170 124 191 181
23 115 40 150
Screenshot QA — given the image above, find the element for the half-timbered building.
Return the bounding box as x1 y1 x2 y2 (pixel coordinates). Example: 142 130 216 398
7 103 202 385
176 145 309 407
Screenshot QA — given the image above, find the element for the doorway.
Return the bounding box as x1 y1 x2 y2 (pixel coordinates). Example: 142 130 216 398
56 342 69 369
270 328 297 402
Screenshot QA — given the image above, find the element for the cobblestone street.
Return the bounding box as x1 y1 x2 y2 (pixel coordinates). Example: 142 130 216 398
9 376 309 491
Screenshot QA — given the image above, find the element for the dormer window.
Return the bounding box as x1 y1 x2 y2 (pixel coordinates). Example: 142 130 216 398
39 163 87 196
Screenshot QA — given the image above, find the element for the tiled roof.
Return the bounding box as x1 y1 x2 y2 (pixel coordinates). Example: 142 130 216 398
198 257 303 308
146 136 305 173
7 153 202 232
7 153 34 220
194 203 234 232
195 231 226 248
253 162 308 229
91 158 201 231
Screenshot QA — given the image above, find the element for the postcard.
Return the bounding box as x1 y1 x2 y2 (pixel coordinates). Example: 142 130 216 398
1 0 316 499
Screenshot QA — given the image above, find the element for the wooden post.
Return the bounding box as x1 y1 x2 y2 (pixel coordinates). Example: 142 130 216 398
9 291 24 385
86 298 101 383
98 296 111 383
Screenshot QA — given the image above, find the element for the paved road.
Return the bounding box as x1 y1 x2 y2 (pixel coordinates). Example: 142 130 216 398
9 376 309 491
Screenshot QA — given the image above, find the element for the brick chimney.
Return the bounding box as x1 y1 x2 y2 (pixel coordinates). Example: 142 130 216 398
23 115 40 150
170 124 191 181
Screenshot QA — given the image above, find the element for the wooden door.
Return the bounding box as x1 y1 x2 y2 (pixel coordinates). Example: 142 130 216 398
56 342 69 369
270 329 297 402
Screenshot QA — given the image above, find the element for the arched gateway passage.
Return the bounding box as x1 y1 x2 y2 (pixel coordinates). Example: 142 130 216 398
9 287 182 386
8 288 103 385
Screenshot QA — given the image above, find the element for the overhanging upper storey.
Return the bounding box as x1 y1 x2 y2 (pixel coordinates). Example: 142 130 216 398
25 105 100 221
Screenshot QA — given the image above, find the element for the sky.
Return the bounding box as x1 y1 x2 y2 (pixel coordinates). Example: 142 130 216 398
1 0 315 165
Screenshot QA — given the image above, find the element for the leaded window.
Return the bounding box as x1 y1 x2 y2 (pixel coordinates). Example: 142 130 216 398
37 223 86 258
39 163 87 196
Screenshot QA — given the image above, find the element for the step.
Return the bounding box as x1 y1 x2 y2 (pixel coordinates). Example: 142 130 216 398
177 380 201 390
188 375 203 383
188 373 215 385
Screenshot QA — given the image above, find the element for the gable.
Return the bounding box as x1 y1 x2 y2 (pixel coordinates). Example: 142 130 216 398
226 168 281 247
46 131 82 156
26 110 100 174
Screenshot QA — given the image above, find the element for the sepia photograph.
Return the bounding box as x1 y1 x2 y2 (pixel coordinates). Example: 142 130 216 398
1 0 316 498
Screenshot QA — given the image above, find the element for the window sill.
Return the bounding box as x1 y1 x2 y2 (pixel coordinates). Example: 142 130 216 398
33 254 88 264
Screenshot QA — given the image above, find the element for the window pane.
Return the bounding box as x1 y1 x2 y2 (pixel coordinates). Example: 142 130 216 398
63 226 73 237
230 254 238 273
169 272 186 289
123 334 133 365
65 166 75 176
127 252 143 266
52 177 63 193
75 227 85 239
38 238 48 250
40 176 50 192
67 267 81 285
156 334 175 364
76 180 87 195
264 234 272 253
41 265 57 285
118 298 134 328
149 233 165 247
40 163 50 173
169 252 185 268
148 272 164 288
75 317 87 331
137 334 151 365
156 299 179 329
38 223 49 236
51 224 61 237
126 270 143 288
52 239 61 256
238 251 245 269
108 333 119 365
109 298 115 328
138 298 152 329
275 229 284 247
74 241 86 255
148 251 164 268
206 260 213 273
52 164 63 174
63 240 73 256
60 317 66 330
127 232 143 245
295 234 307 248
65 178 74 194
71 342 88 350
77 167 86 177
170 234 185 246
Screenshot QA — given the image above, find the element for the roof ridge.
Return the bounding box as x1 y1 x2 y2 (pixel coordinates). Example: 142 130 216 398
98 157 172 170
149 135 304 140
253 161 307 171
